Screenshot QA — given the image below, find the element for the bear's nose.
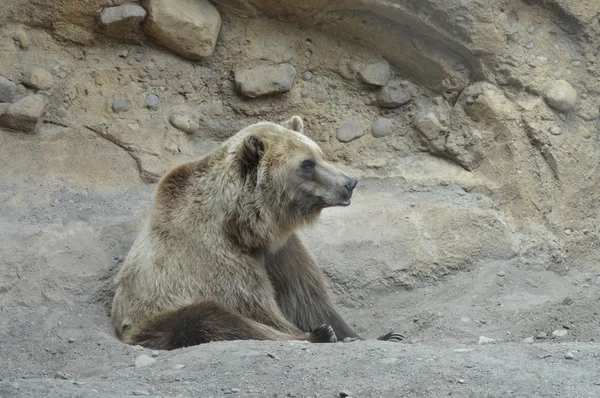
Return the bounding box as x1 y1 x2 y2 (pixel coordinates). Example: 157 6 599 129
345 177 358 191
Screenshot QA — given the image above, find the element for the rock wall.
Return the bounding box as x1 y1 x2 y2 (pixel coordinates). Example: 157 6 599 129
1 0 599 277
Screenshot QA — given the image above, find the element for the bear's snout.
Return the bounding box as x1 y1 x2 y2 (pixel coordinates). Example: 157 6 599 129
344 177 358 192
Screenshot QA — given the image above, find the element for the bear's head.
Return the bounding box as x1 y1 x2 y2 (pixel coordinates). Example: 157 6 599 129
225 116 358 249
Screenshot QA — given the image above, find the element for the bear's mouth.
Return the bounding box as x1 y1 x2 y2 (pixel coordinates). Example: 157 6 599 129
339 199 351 206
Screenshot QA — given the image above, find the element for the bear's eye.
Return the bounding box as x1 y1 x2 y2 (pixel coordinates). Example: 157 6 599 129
301 159 315 171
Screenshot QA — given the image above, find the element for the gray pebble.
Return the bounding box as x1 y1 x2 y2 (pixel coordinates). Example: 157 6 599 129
371 117 393 138
522 337 535 344
549 126 561 135
497 271 505 277
458 191 466 197
134 355 156 368
552 329 568 337
528 25 535 34
134 52 144 62
475 194 483 200
336 121 363 143
536 56 548 65
452 62 466 72
526 43 535 49
301 71 314 81
112 100 128 113
282 51 293 62
565 351 575 360
231 388 240 393
571 60 581 67
0 76 20 103
536 332 547 340
146 94 159 108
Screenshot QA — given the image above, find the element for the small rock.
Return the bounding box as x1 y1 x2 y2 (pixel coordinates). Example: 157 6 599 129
55 372 69 380
578 126 591 139
68 338 75 343
143 0 222 60
132 391 150 396
134 355 156 368
564 229 572 235
416 112 444 140
360 60 390 87
24 67 54 90
336 121 363 143
562 297 574 305
453 62 466 72
549 126 562 135
282 51 293 62
564 351 575 360
182 81 194 94
146 93 159 108
371 117 393 138
377 88 411 108
0 76 21 103
544 79 577 112
536 56 548 65
231 388 240 393
234 63 297 98
12 29 30 50
526 43 534 49
147 69 161 80
300 71 313 81
55 107 67 118
458 379 466 384
169 110 200 134
497 271 505 277
98 4 147 36
173 364 185 370
379 357 399 365
536 332 547 340
112 100 128 113
552 329 568 338
478 336 495 345
522 337 535 344
528 25 535 34
571 60 582 67
0 94 45 133
151 350 160 357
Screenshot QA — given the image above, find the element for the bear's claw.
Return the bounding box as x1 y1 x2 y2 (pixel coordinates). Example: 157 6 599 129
309 324 338 343
377 331 405 343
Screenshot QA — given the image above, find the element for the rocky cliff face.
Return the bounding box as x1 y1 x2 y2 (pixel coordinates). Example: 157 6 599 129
1 0 599 285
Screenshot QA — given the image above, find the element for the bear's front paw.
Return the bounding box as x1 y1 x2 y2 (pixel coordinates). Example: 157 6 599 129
377 331 405 343
309 324 338 343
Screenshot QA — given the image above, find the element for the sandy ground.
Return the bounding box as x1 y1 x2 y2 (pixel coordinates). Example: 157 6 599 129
1 176 599 398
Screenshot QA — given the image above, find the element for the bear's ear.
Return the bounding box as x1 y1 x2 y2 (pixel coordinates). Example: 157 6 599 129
281 115 304 134
240 135 265 177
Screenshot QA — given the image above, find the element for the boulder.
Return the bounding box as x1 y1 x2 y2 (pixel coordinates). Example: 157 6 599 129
142 0 221 60
234 63 297 98
0 95 45 133
98 4 147 36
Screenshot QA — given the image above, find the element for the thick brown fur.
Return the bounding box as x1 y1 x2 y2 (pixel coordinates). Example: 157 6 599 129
111 116 402 350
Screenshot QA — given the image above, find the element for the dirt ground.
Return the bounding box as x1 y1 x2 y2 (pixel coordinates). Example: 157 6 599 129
1 176 599 398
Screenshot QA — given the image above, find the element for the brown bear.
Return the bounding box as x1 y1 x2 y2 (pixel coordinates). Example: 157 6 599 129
110 116 403 349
